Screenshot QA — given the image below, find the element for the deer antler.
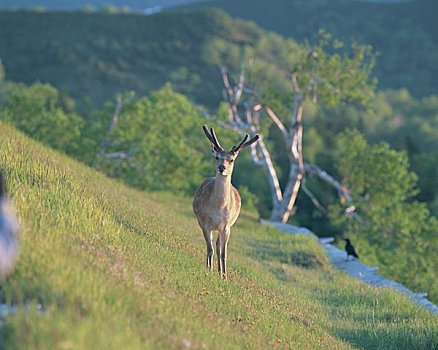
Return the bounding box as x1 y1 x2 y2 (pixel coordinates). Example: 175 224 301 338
232 134 260 153
231 134 249 153
202 125 224 151
210 127 224 151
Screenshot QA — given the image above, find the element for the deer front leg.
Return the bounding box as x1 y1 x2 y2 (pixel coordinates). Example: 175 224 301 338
216 235 222 275
202 227 214 271
219 228 230 280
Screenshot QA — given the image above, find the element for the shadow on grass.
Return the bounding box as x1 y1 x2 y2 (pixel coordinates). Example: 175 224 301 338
310 277 438 350
246 235 328 270
335 324 438 350
239 229 438 350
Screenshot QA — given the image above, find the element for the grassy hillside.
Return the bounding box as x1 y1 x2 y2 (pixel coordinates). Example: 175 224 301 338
0 122 437 349
192 0 438 97
0 9 260 108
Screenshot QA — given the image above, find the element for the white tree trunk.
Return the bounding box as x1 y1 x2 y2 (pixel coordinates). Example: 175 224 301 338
216 66 357 224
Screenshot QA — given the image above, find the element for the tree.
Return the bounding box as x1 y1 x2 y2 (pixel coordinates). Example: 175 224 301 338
330 130 438 301
210 32 376 223
94 85 211 194
0 82 84 157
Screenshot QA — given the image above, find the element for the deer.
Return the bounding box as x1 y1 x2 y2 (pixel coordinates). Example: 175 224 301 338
193 125 259 280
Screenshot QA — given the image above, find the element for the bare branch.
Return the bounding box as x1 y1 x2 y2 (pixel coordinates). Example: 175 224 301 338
296 123 304 172
248 143 264 166
315 77 341 94
277 161 303 222
304 163 363 222
257 136 283 205
220 65 234 101
304 163 351 202
99 96 123 157
312 80 318 104
103 151 130 159
101 150 148 175
264 107 288 141
301 177 327 214
220 65 243 125
245 105 259 132
291 72 301 95
201 111 242 133
234 63 245 104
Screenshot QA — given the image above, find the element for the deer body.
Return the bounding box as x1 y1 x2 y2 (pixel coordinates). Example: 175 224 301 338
194 177 240 229
193 126 258 279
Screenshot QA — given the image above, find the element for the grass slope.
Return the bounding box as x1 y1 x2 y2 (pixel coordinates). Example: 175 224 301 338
0 122 437 349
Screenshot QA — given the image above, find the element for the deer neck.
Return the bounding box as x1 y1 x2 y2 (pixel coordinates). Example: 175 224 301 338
213 174 232 207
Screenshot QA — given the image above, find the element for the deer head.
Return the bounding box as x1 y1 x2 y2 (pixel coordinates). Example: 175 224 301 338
202 125 259 177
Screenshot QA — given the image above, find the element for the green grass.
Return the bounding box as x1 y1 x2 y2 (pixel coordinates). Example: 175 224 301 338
0 121 437 349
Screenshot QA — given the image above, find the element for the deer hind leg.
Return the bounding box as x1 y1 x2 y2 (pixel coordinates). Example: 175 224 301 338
219 228 230 280
202 227 214 271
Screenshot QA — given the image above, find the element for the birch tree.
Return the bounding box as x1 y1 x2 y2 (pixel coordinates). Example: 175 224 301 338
211 35 376 223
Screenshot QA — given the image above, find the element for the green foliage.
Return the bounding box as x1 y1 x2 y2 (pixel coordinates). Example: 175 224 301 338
0 81 84 157
1 123 437 349
335 132 417 204
0 9 264 108
330 130 438 303
208 31 377 226
237 185 259 211
0 78 261 201
296 31 377 109
195 0 438 97
372 90 438 214
101 4 130 14
300 87 438 229
96 85 209 194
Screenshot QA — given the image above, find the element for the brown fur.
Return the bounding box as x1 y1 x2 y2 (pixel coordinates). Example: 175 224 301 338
193 177 241 232
192 126 259 280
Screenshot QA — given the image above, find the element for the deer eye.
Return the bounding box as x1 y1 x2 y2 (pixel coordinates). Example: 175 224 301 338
229 159 234 163
215 156 219 160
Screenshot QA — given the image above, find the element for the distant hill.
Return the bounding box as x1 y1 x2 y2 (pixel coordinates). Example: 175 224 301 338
190 0 438 97
0 0 205 11
0 9 261 108
1 1 437 110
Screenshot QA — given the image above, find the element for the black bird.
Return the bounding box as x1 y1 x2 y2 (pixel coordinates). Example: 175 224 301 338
344 238 359 261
